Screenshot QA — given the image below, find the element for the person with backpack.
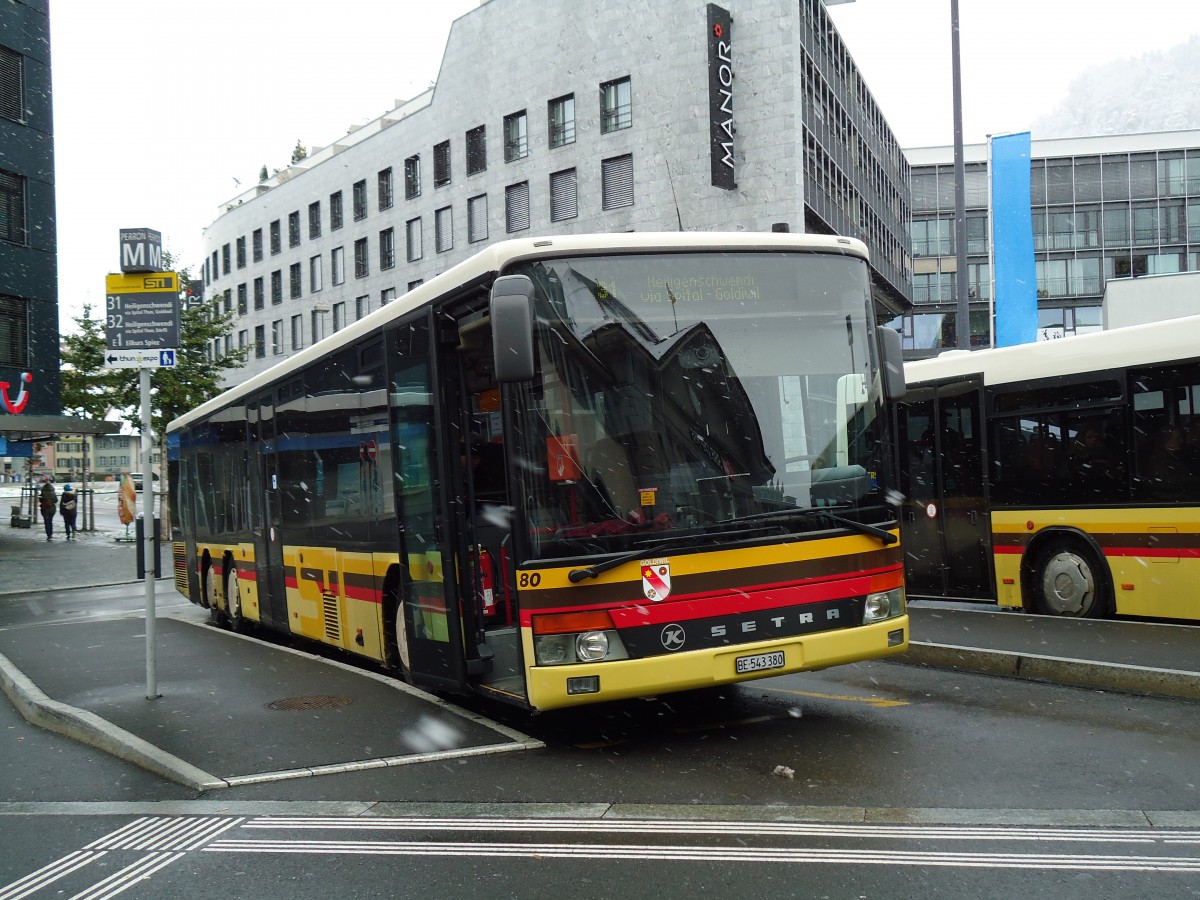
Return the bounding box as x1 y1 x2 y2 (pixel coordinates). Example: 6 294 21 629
38 479 57 541
59 484 78 541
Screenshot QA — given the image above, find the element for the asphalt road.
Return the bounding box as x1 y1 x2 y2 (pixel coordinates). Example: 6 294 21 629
2 516 1198 898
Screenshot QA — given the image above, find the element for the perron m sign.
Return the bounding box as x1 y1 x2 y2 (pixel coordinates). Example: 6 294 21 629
706 4 735 190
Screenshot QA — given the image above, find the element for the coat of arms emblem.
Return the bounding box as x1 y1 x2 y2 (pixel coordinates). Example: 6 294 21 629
641 560 671 602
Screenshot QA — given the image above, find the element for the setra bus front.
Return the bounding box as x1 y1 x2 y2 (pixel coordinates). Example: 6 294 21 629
488 241 909 709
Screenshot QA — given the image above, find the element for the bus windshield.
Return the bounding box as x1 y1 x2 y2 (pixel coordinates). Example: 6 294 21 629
507 251 892 560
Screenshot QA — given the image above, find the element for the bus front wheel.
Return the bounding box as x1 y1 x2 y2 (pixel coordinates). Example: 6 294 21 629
1031 542 1112 619
384 581 412 684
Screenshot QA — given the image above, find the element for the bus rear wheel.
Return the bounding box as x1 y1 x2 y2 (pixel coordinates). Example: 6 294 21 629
1032 542 1112 618
225 564 246 633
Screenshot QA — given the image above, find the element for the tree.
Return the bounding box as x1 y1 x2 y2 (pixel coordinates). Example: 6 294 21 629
259 164 269 183
291 140 308 164
60 303 119 420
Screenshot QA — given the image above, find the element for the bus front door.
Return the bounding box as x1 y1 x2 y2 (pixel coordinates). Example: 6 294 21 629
386 316 470 694
898 379 992 599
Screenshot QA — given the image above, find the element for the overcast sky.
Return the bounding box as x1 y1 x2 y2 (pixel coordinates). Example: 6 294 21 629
48 0 1199 330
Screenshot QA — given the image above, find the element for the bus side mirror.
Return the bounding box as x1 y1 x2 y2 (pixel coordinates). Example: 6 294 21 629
879 326 906 402
491 275 536 383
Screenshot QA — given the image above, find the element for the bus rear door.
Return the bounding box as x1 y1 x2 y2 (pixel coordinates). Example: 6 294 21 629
249 395 289 629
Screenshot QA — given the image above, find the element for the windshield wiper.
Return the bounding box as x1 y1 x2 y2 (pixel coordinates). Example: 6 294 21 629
567 534 704 583
716 507 898 546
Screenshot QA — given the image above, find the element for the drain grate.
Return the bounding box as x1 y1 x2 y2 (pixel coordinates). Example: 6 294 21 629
266 695 352 711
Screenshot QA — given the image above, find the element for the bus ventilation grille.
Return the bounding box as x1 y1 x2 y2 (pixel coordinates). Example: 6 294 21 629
322 591 341 642
172 543 189 593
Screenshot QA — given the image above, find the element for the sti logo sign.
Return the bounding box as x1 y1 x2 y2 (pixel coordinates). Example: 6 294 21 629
120 228 163 273
707 4 735 191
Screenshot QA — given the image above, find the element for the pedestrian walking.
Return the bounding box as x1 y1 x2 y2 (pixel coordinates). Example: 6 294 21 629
38 478 57 541
59 484 78 540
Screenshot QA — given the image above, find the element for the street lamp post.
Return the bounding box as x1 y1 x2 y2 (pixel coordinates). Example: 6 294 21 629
951 0 970 349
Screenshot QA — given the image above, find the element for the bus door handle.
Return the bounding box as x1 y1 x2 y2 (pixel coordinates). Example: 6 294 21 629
968 510 978 526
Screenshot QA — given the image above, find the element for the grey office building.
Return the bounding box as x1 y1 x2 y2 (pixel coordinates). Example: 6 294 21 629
200 0 912 384
903 130 1200 356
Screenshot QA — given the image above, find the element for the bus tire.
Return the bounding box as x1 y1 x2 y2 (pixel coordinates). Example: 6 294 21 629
384 579 412 684
1031 540 1112 619
225 562 246 634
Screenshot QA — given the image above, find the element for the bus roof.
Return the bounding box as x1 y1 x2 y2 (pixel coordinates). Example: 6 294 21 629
168 231 869 433
904 314 1200 389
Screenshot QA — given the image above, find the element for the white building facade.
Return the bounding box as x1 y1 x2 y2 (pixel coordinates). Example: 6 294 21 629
200 0 911 385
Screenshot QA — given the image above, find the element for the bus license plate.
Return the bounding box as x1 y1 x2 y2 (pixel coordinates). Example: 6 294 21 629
735 650 786 674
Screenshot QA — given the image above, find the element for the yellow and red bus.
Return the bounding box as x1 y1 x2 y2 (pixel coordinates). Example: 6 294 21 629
167 233 909 711
897 314 1200 621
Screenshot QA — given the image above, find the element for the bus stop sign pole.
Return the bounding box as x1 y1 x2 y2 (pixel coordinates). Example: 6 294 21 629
140 366 158 700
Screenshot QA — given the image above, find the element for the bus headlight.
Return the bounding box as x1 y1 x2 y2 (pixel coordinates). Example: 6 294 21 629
576 630 609 661
863 587 906 623
534 629 629 665
532 611 630 665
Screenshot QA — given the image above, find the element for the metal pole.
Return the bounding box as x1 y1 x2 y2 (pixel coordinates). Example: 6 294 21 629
951 0 970 349
141 366 158 700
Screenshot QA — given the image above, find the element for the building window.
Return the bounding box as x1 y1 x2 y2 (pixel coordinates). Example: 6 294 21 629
290 315 303 351
601 154 634 209
271 270 283 305
405 155 421 199
354 238 369 278
466 125 486 176
378 168 393 210
310 254 323 292
550 168 578 222
434 140 451 187
331 246 344 285
0 294 29 367
0 169 26 244
238 330 247 350
600 77 632 133
330 190 343 230
311 310 323 343
356 295 370 319
289 262 302 299
468 194 488 243
353 179 367 220
269 220 281 255
236 283 247 315
288 211 300 247
548 94 575 148
252 228 263 262
0 47 24 123
503 110 528 162
221 243 231 275
505 182 530 233
272 320 284 355
235 236 246 269
254 324 266 358
332 301 346 333
435 206 453 253
253 276 264 310
379 227 395 270
381 287 396 306
406 218 423 261
308 201 321 239
408 279 424 291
